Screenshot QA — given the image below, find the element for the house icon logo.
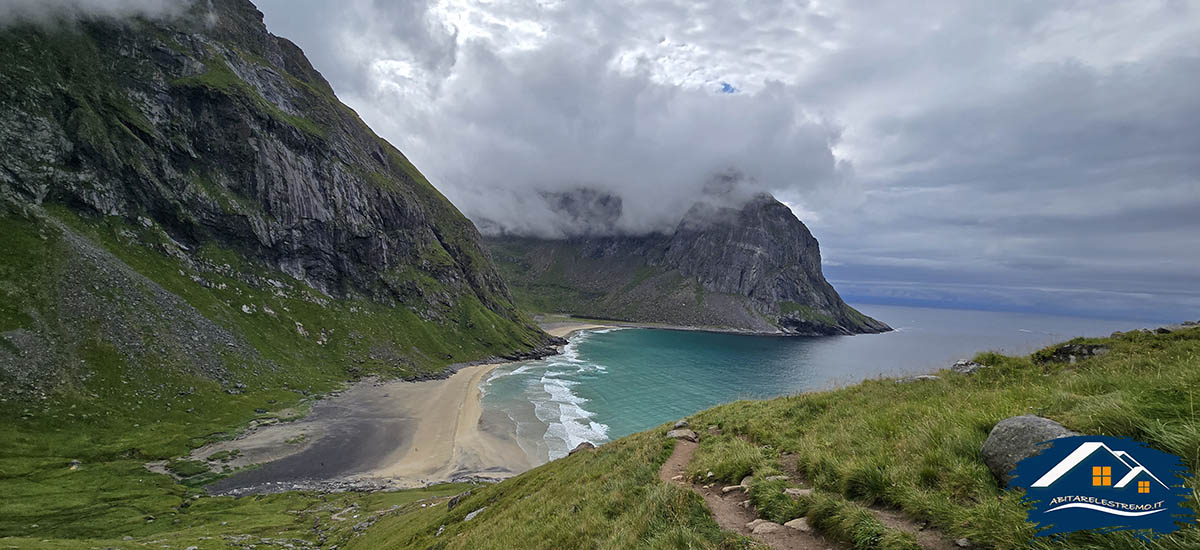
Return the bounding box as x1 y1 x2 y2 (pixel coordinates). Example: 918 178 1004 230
1009 435 1193 538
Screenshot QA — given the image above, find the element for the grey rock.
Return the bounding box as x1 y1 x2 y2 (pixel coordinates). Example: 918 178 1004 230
673 419 690 429
666 429 699 442
1035 343 1109 364
764 475 789 482
951 360 988 375
784 518 811 532
740 475 754 487
751 521 784 535
463 507 486 522
897 375 940 383
981 415 1078 485
783 488 812 499
0 0 555 404
446 490 471 511
955 538 972 548
485 193 891 336
721 485 743 494
568 441 596 455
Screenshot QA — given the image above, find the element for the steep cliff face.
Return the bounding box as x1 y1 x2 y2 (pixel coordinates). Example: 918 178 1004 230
0 0 554 398
487 195 890 335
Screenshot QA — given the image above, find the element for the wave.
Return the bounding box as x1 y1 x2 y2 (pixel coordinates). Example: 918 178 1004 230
479 327 612 460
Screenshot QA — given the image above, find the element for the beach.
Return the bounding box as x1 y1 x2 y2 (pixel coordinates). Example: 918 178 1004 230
359 322 610 484
203 322 610 493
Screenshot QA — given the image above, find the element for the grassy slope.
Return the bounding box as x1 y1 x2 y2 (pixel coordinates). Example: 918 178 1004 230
0 207 538 546
346 430 746 550
352 328 1199 550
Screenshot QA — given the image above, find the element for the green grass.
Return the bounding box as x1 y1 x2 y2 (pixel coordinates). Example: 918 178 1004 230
347 327 1198 550
687 437 766 484
0 483 474 550
0 207 543 543
347 430 748 550
685 328 1200 549
803 491 921 550
170 53 328 139
777 301 836 324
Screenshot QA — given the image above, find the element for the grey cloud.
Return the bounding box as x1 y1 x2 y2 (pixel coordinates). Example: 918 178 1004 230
0 0 191 25
253 0 1199 319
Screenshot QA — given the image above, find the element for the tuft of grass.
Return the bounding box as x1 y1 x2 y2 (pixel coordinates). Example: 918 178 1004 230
805 491 921 550
165 459 210 478
687 437 767 484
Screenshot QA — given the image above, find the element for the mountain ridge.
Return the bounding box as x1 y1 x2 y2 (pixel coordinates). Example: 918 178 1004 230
486 193 890 335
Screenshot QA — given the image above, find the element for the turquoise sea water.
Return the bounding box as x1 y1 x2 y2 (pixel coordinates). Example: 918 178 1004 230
480 304 1152 464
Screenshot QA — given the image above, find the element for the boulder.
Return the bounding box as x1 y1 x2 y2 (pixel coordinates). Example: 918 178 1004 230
752 521 784 535
740 475 754 487
568 442 596 456
1156 323 1194 333
783 487 812 499
784 518 811 532
463 507 486 522
951 360 988 375
446 490 471 511
1035 343 1109 364
674 419 690 429
981 415 1077 485
746 519 769 530
666 429 699 442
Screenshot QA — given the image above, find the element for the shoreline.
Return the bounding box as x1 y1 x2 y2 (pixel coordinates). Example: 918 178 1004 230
351 322 612 486
203 322 612 494
357 323 611 483
537 314 888 337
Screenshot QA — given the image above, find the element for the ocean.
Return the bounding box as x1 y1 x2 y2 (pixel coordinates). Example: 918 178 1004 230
479 304 1154 465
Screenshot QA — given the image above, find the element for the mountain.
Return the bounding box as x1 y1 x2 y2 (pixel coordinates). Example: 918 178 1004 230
0 1 558 404
486 193 890 335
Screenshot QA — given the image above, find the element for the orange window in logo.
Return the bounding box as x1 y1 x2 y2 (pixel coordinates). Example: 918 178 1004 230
1138 481 1150 493
1092 466 1111 486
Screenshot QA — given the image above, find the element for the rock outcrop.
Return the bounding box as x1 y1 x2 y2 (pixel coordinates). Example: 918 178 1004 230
980 415 1078 486
0 0 552 396
487 194 890 335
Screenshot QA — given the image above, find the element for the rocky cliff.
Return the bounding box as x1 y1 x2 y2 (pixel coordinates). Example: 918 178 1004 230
487 194 890 335
0 0 555 399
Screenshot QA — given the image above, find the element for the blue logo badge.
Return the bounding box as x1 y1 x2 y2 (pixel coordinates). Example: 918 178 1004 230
1009 435 1193 538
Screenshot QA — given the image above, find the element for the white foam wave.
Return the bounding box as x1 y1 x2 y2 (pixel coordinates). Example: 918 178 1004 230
478 327 613 461
535 372 609 459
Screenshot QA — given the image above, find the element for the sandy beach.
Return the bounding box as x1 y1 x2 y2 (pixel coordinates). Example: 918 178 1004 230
358 322 610 484
203 321 611 493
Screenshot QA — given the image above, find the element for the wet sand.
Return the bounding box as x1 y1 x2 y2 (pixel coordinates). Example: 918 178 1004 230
205 322 610 494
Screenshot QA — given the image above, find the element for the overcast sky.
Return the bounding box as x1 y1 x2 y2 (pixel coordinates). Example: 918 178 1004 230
21 1 1191 321
246 0 1200 322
